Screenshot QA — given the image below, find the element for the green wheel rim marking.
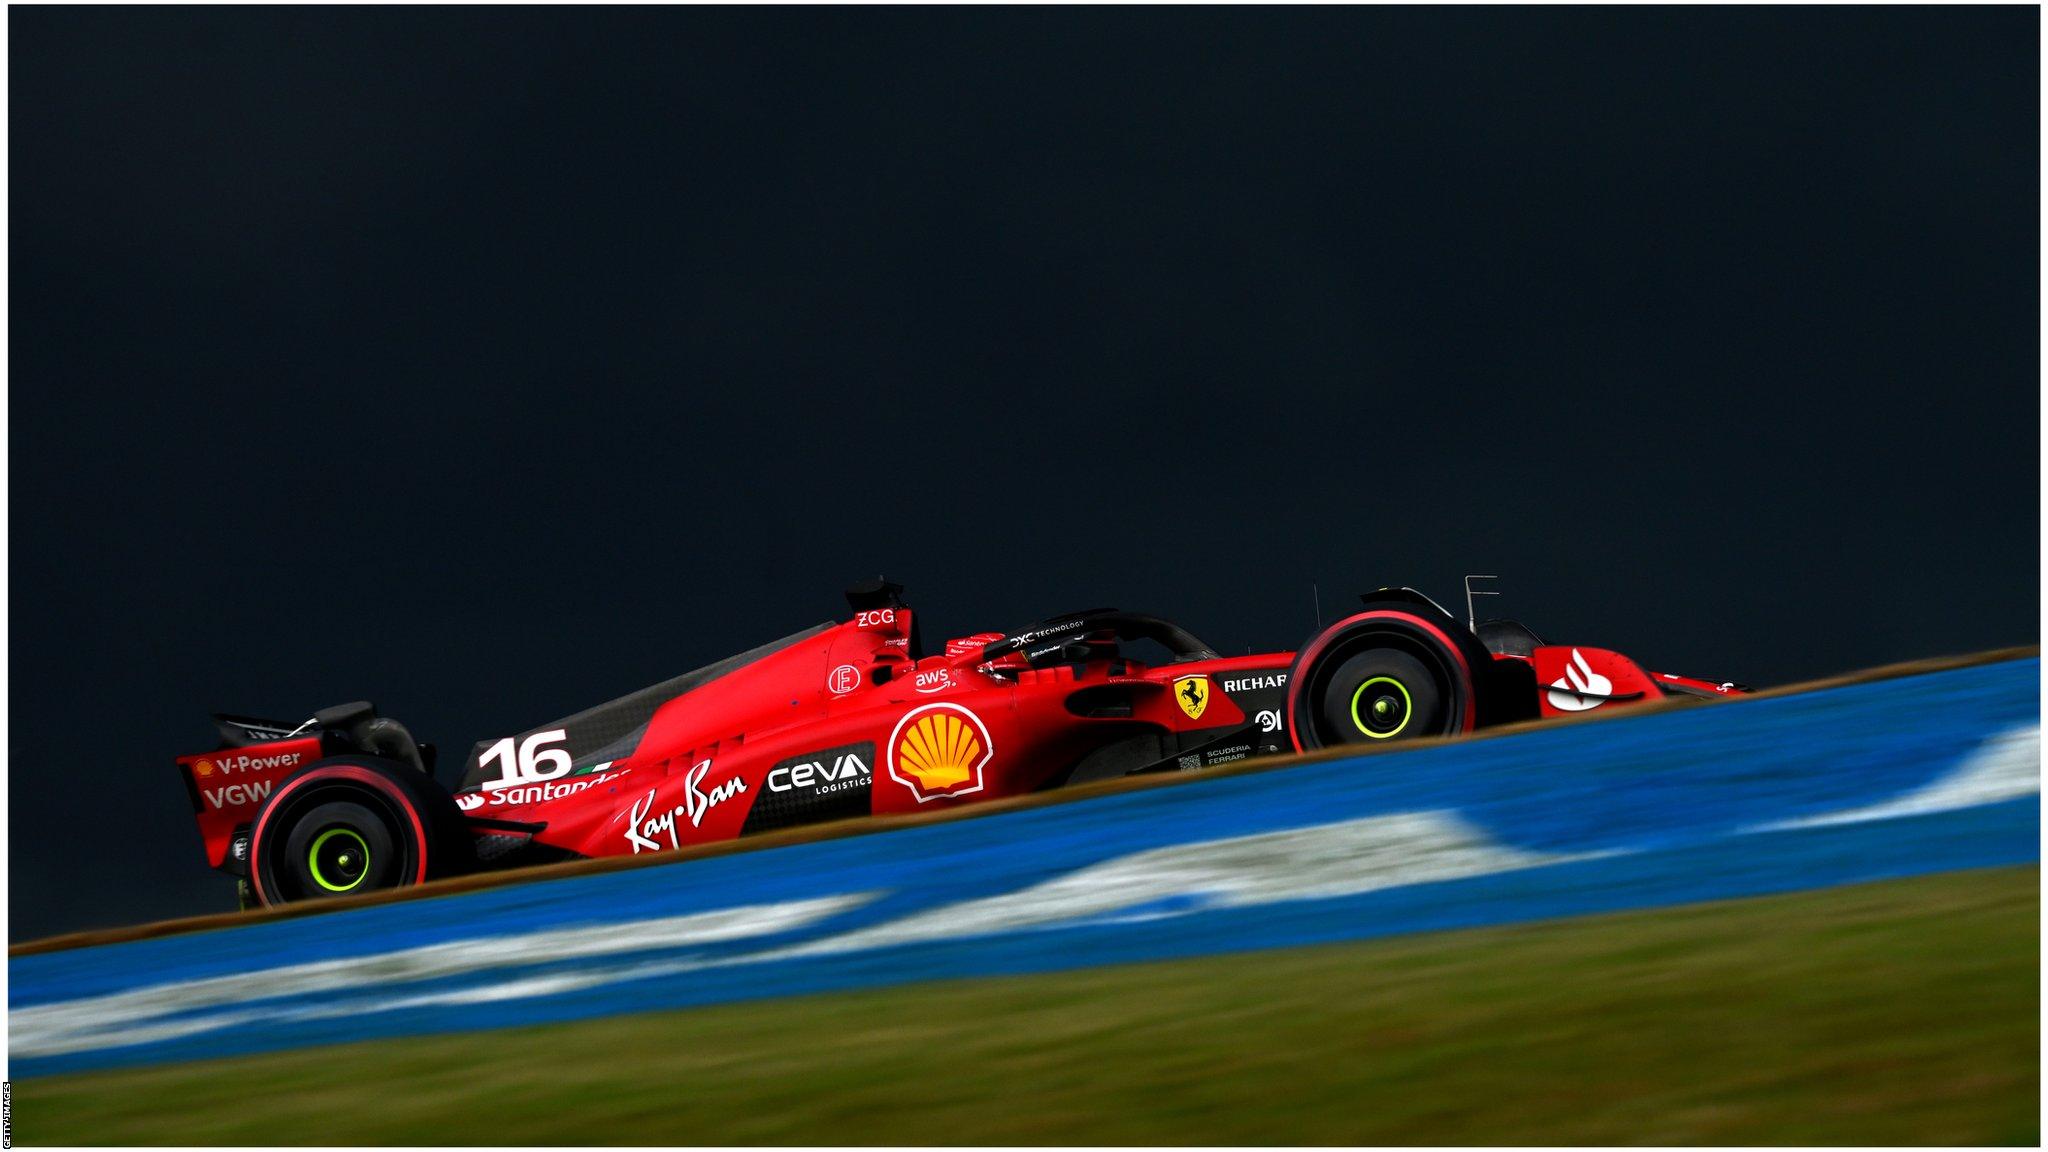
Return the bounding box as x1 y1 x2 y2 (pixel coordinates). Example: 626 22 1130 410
308 827 371 893
1350 676 1413 740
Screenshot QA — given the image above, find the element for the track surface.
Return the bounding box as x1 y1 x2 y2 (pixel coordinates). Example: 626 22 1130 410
10 655 2039 1077
18 868 2037 1146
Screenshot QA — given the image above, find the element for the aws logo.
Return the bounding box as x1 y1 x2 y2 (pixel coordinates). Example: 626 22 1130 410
887 703 993 803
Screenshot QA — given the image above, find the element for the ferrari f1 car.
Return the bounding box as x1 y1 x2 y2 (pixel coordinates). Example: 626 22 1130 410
177 580 1743 908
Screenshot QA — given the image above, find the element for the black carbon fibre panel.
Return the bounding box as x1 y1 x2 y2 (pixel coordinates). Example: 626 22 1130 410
458 623 833 791
738 740 875 836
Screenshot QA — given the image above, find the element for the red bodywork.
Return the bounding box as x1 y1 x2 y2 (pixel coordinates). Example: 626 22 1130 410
446 608 1302 861
178 739 323 871
176 588 1743 889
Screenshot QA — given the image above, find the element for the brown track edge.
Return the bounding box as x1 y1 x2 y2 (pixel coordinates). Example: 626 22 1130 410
13 644 2036 958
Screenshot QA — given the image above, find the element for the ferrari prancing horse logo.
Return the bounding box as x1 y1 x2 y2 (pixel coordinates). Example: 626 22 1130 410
1173 675 1209 721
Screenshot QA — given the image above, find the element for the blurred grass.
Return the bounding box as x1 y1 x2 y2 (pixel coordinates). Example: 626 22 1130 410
16 866 2038 1145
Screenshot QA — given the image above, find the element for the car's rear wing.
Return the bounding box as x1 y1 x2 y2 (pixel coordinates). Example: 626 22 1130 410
175 702 432 874
176 734 324 872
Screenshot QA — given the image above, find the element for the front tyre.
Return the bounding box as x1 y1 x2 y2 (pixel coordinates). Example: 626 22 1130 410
248 758 470 906
1287 610 1478 751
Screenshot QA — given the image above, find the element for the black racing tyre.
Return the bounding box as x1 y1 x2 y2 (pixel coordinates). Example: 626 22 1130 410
1286 611 1478 751
247 757 472 907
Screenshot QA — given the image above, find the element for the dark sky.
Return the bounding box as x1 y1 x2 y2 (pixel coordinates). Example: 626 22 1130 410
11 7 2038 939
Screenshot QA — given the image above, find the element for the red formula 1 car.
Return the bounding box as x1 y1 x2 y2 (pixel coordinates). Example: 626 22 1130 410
176 580 1743 908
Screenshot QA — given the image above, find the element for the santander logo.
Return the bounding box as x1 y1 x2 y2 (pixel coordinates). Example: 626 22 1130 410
1547 648 1612 712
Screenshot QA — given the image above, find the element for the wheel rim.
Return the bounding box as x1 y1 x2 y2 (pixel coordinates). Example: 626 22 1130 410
1349 676 1413 739
308 827 371 893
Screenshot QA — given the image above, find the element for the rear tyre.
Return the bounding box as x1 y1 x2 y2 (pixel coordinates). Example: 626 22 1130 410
1287 611 1478 751
248 757 470 907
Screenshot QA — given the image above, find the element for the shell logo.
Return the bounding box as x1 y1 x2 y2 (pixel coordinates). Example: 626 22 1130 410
887 703 994 803
193 758 216 778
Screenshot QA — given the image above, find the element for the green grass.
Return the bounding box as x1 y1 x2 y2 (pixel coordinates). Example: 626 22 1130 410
16 867 2038 1145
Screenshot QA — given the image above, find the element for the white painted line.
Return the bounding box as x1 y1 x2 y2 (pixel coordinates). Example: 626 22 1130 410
12 895 870 1059
1751 726 2040 832
771 810 1613 956
13 813 1606 1059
